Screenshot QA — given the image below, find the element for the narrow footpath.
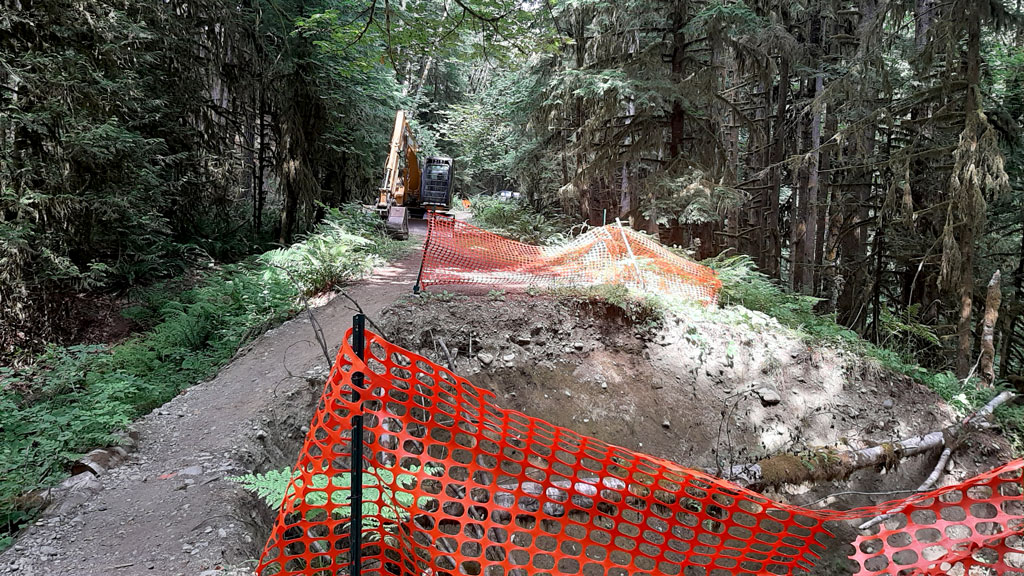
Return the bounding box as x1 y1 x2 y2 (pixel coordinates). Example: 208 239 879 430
1 226 427 576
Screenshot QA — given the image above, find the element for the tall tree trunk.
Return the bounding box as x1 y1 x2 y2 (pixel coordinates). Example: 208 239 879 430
620 161 631 220
802 72 824 294
980 270 1001 386
619 98 635 221
836 0 881 328
999 214 1024 378
792 91 810 291
747 79 768 267
662 0 688 239
572 6 588 221
915 0 935 54
819 113 838 310
276 56 324 245
837 128 874 328
411 56 434 108
669 0 688 160
766 57 790 278
955 6 982 379
903 0 943 315
254 87 267 238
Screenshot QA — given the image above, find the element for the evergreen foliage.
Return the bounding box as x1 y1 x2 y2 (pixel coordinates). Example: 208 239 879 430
0 0 408 357
469 195 573 244
447 0 1024 384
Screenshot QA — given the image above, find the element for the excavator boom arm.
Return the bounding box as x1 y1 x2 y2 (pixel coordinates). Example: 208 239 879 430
378 111 420 208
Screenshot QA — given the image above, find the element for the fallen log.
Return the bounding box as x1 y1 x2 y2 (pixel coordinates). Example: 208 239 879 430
721 390 1016 488
857 387 1013 530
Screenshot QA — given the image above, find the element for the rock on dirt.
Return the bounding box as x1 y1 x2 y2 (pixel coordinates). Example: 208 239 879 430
756 386 782 406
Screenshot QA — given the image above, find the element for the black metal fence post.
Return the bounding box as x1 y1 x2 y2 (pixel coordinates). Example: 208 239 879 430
349 314 365 576
413 214 433 294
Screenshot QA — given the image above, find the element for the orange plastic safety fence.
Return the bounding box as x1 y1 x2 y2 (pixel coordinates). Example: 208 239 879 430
257 330 1024 576
851 472 1024 576
418 216 722 304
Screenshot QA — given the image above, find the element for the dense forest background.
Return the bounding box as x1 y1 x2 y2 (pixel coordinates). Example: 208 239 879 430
2 0 1024 383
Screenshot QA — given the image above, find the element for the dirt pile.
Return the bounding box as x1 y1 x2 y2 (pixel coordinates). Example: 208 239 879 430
381 292 1012 574
382 293 1010 472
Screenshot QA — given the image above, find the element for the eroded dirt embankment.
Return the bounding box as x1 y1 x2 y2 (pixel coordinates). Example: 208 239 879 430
380 293 1013 575
381 294 1011 472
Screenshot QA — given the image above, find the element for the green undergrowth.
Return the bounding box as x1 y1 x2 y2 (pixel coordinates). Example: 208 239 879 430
468 195 576 244
545 284 665 333
0 205 404 547
231 462 445 532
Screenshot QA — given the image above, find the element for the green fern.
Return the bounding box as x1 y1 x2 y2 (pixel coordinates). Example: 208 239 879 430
228 468 296 509
469 195 573 245
699 252 822 324
0 203 402 543
876 303 941 361
232 462 446 524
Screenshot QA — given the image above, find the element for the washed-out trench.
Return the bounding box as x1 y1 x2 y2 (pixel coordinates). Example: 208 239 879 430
2 220 1013 576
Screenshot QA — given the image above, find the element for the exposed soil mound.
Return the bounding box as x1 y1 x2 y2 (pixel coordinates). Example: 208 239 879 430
381 292 1012 574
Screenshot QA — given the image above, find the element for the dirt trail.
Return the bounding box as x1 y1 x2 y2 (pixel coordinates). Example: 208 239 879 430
1 229 427 576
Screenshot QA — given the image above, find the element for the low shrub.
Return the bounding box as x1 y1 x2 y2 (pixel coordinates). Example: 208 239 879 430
469 195 575 244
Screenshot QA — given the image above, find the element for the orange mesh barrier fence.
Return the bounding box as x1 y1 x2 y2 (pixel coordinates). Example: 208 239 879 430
417 216 722 304
851 488 1024 575
257 328 1024 576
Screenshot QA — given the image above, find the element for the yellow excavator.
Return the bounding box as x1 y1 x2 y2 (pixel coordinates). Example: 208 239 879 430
377 111 455 239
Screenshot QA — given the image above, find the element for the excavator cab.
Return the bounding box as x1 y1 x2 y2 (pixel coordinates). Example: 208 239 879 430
420 157 454 209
